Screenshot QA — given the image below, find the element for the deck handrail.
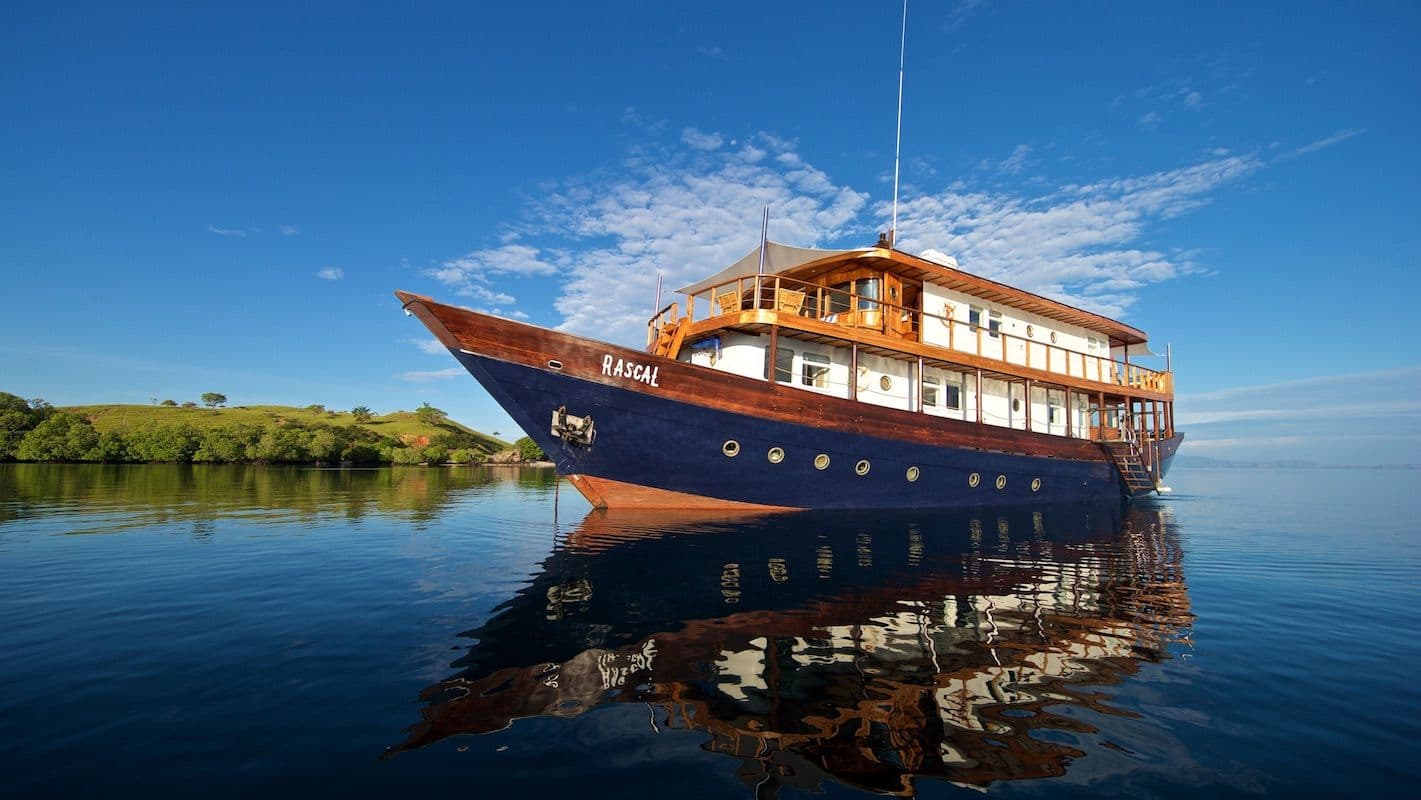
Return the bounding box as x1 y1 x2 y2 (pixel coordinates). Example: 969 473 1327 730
648 274 1172 392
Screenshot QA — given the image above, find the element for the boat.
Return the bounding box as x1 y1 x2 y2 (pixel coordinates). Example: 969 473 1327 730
396 235 1181 510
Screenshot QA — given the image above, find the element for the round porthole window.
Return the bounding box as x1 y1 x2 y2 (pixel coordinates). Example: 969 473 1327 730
722 440 740 457
1012 398 1022 413
1050 331 1058 344
880 375 892 391
767 447 785 464
1026 324 1035 338
814 453 830 470
855 459 871 476
1031 478 1042 492
968 472 981 488
995 474 1007 490
906 466 920 482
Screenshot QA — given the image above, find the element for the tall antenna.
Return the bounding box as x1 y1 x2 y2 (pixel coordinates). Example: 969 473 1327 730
890 0 908 248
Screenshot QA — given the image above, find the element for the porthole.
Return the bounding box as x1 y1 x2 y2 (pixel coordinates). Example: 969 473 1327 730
968 472 981 488
767 447 785 464
814 453 831 470
855 459 871 476
1031 477 1042 492
1026 324 1035 338
1012 398 1022 413
1049 331 1058 344
879 375 892 391
906 466 920 482
995 474 1007 490
722 440 740 458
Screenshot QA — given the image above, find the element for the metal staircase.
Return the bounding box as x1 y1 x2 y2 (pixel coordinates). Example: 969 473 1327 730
1102 410 1159 495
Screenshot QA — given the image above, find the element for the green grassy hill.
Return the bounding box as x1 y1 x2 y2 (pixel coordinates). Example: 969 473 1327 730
63 404 510 454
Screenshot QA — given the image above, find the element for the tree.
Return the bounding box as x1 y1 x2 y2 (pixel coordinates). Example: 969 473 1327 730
201 392 227 408
182 401 197 408
308 429 341 462
0 409 34 459
15 413 99 461
448 448 479 464
515 435 545 462
161 399 177 406
416 402 447 426
351 406 374 423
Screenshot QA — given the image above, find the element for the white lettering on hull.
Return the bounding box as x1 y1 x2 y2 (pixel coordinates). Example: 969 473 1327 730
601 354 660 387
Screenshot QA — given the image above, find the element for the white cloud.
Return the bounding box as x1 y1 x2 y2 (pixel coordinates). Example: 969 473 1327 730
410 338 447 355
681 127 724 151
1183 90 1204 110
421 126 1338 349
399 367 464 382
1138 111 1162 127
998 144 1031 175
1176 367 1421 464
279 224 299 236
890 152 1262 317
1282 128 1366 160
944 0 986 31
208 225 247 237
316 267 344 281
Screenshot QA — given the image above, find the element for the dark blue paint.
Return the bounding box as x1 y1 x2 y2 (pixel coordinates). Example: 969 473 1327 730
454 349 1180 508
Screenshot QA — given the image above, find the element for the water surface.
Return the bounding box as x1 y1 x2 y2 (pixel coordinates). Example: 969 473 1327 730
1 464 1416 797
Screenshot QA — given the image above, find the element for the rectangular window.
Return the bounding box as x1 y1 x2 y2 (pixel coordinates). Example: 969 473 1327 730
922 376 940 408
1087 336 1099 353
988 310 1002 339
944 373 964 410
1048 390 1062 424
801 352 830 388
827 282 853 314
775 347 795 384
969 305 983 331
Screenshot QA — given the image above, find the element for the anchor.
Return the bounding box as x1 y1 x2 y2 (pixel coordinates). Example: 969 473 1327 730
551 405 596 447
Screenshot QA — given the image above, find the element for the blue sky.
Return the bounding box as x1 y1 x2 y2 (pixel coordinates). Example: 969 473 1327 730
3 1 1418 464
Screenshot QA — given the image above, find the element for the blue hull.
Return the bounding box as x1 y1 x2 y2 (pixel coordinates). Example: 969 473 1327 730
455 349 1180 510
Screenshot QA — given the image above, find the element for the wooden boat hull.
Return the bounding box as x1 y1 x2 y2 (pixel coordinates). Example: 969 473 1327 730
399 293 1181 510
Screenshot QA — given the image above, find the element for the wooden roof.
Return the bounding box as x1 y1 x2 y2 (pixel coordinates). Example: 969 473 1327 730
781 247 1150 346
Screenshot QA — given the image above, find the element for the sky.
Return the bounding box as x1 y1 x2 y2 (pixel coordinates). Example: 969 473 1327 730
2 1 1418 464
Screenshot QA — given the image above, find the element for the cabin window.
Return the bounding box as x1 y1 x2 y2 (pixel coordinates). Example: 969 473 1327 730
775 347 795 384
988 310 1002 338
969 305 983 331
922 376 940 408
1087 336 1099 353
830 278 881 313
944 373 964 410
801 352 830 388
1048 390 1063 424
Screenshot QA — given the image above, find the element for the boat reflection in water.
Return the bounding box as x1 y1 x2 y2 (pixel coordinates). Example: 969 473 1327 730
392 503 1193 795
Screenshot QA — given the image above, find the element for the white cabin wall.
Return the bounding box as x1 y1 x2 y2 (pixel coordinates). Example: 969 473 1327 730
855 353 912 411
919 282 1109 380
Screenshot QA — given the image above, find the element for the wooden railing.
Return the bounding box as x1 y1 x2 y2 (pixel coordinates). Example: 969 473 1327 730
648 274 1172 394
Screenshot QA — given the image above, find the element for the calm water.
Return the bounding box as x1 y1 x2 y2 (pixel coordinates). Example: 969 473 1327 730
1 464 1417 798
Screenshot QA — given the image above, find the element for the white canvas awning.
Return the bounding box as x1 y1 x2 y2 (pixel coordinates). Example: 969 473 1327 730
675 241 870 296
1111 342 1160 358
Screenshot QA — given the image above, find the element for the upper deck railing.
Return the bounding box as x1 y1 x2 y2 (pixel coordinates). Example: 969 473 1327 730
648 274 1172 395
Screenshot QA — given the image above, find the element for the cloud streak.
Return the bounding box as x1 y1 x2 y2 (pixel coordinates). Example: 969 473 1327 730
399 367 464 382
316 267 344 281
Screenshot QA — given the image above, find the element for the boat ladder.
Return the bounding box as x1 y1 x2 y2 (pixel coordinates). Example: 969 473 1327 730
1102 412 1159 495
649 318 687 359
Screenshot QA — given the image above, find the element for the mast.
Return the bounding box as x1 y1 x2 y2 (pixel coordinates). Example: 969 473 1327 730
889 0 908 248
